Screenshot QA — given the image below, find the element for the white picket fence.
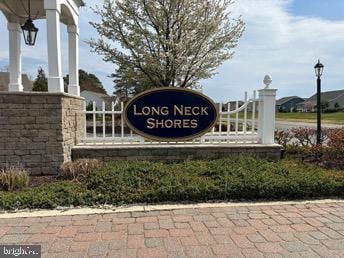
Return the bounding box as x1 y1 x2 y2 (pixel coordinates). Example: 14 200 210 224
80 88 277 146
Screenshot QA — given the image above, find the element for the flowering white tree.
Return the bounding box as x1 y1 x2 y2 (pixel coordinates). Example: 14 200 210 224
89 0 245 90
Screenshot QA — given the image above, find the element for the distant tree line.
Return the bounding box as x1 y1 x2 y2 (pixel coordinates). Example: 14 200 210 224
32 67 106 94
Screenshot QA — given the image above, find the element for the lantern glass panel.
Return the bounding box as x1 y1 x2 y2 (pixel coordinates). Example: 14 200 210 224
314 61 324 78
21 19 38 46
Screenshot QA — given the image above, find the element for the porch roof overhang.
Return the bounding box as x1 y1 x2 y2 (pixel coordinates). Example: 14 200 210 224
0 0 83 25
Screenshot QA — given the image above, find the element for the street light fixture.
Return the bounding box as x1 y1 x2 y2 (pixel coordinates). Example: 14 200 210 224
21 0 38 46
314 60 324 145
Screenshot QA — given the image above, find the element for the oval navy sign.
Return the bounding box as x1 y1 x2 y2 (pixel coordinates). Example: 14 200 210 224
124 87 218 141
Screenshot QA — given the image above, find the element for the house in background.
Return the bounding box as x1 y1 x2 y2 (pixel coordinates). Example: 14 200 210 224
220 101 258 112
276 96 305 112
0 72 33 91
296 89 344 112
221 101 244 111
80 81 118 110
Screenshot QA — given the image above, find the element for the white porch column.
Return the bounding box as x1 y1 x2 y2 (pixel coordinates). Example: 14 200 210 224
258 88 277 144
8 23 23 92
45 6 64 92
67 25 80 96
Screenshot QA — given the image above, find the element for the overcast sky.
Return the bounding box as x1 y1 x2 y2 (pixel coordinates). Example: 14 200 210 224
0 0 344 101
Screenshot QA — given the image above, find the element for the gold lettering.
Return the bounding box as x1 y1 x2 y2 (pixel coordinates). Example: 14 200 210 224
147 118 155 129
174 105 183 115
151 107 160 116
191 120 198 128
134 105 142 115
184 107 192 116
165 120 173 128
183 120 191 128
161 106 169 116
192 107 200 115
142 107 150 115
174 120 182 128
155 119 165 128
201 107 209 115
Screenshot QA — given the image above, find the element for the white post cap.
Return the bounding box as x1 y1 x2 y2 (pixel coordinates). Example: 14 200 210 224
263 74 272 89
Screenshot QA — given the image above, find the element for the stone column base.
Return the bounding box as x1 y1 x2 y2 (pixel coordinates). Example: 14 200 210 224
0 92 84 175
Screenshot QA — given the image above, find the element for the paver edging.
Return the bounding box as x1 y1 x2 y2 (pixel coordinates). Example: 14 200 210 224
0 199 343 219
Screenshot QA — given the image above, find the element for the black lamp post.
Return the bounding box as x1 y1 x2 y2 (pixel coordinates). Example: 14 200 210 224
21 0 38 46
314 60 324 145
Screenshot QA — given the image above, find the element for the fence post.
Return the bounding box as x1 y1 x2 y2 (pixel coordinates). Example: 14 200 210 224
258 75 277 144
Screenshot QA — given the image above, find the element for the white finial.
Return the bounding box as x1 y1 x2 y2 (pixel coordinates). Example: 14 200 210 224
263 74 272 89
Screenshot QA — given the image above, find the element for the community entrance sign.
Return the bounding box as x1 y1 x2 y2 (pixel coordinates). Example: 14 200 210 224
124 88 218 141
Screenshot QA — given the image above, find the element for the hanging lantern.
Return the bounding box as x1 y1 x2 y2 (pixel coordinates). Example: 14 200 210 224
21 18 38 46
21 0 38 46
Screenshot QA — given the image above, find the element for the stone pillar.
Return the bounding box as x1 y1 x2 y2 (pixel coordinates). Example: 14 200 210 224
45 4 64 93
8 23 23 92
67 25 80 96
0 92 84 175
258 88 277 144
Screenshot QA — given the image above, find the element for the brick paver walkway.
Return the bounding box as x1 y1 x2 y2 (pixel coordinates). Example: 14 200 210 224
0 202 344 257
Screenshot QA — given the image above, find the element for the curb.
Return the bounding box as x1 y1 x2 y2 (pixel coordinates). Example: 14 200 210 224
0 199 343 219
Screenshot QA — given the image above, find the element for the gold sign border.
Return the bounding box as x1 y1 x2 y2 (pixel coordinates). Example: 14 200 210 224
124 87 219 142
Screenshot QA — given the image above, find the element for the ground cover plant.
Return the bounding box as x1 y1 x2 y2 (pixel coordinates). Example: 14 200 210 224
0 156 342 210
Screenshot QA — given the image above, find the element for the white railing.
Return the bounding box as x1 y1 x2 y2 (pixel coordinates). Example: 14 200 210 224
80 88 277 146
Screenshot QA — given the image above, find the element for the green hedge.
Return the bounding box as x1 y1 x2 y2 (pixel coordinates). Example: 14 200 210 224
0 156 343 210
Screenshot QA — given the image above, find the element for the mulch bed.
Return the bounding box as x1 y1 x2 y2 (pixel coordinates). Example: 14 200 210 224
29 176 59 187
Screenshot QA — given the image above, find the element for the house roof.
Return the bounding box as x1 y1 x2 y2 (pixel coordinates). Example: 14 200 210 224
296 100 316 107
81 90 118 107
80 80 107 94
90 91 112 99
307 90 344 102
0 72 33 92
223 101 245 106
276 96 304 106
297 89 344 108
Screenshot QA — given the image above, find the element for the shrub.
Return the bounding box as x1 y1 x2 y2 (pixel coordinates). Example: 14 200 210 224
290 128 344 169
327 128 344 150
291 127 328 147
276 127 344 169
291 127 317 146
59 159 103 180
323 109 339 113
275 130 293 147
0 167 29 192
300 144 344 170
285 145 305 155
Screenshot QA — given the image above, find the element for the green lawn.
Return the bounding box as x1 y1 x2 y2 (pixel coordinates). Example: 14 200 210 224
221 112 344 124
276 112 344 124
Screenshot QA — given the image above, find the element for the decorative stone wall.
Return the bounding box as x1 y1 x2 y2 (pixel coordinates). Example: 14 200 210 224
72 144 283 162
0 92 84 175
